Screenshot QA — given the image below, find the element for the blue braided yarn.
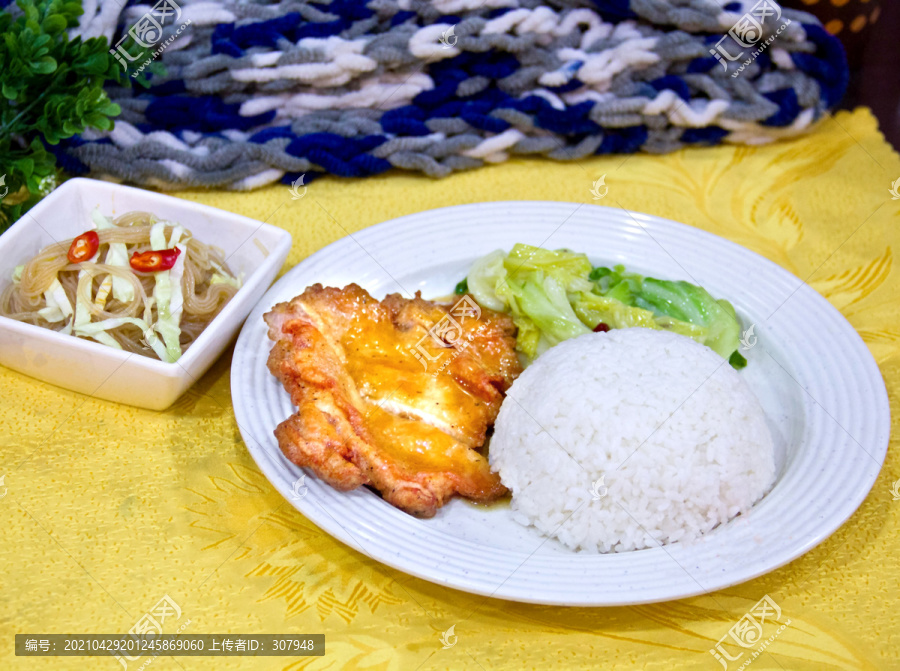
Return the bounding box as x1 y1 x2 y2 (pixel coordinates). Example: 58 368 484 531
792 23 849 109
145 97 276 132
762 89 801 127
61 0 850 190
598 127 649 154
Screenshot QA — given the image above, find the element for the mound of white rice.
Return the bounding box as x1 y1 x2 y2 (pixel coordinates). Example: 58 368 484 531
490 328 775 553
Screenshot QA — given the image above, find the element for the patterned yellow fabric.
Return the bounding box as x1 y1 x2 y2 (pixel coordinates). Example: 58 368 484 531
1 108 898 670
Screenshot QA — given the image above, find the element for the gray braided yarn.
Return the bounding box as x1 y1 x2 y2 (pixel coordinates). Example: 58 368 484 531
61 0 845 190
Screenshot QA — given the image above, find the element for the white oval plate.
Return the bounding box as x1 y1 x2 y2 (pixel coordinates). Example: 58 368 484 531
231 202 889 606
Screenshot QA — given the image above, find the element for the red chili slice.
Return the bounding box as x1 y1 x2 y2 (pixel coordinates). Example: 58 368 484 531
593 322 610 333
129 247 181 272
67 231 100 264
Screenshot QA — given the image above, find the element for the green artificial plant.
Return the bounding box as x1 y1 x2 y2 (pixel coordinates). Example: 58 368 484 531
0 0 128 232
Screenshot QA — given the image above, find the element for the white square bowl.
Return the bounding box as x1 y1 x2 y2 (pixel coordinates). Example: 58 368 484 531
0 178 291 410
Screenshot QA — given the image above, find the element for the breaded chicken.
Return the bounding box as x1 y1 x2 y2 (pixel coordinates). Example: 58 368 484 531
264 283 520 517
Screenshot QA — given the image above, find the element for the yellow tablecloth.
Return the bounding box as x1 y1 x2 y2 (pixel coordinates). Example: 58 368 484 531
2 108 898 670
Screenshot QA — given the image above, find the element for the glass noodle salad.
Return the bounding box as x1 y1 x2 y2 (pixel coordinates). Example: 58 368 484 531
0 209 242 363
456 244 747 369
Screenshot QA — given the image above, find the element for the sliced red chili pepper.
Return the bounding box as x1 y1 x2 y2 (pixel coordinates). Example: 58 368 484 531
67 231 100 264
593 322 610 333
129 247 181 273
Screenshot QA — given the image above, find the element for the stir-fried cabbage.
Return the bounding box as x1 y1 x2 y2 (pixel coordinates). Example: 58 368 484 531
467 244 592 358
462 245 746 368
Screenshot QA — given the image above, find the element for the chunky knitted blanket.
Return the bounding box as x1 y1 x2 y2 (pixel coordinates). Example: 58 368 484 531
61 0 848 190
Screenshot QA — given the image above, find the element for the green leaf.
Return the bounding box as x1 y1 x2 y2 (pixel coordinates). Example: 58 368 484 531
25 173 42 193
62 2 83 20
31 55 57 74
32 33 52 49
99 101 121 116
41 13 67 34
14 157 35 177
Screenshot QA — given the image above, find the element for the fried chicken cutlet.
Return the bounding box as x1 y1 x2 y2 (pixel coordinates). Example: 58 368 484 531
264 284 521 517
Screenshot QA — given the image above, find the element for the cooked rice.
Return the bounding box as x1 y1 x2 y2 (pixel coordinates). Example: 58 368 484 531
489 328 776 553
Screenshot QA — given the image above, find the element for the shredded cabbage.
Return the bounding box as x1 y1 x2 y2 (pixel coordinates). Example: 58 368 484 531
147 221 184 363
210 273 242 289
38 278 74 329
167 225 187 323
93 275 113 310
92 209 134 303
76 316 168 360
16 211 231 363
60 218 174 360
72 250 100 340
